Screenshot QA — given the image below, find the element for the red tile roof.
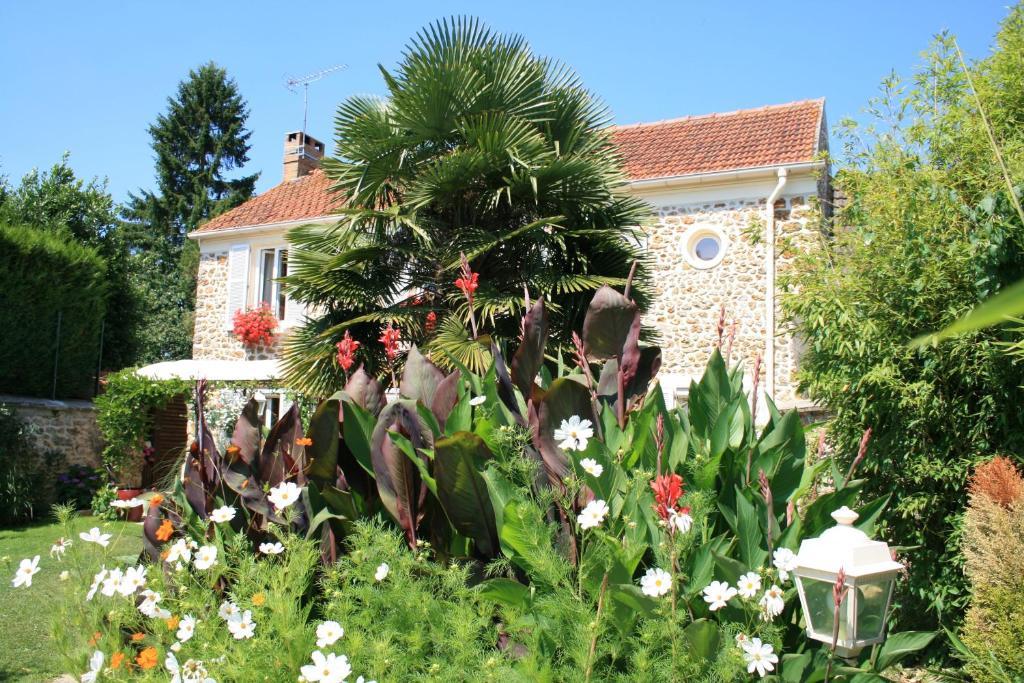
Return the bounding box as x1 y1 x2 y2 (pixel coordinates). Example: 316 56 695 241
194 99 824 234
195 170 341 233
611 99 825 181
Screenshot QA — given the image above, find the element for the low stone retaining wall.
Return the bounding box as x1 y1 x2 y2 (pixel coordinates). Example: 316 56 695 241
0 394 103 467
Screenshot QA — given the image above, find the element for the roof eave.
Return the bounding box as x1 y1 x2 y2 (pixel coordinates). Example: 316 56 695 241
188 215 338 241
626 160 826 192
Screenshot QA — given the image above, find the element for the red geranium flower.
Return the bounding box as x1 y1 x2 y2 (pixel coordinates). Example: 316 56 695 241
232 304 277 348
651 473 684 521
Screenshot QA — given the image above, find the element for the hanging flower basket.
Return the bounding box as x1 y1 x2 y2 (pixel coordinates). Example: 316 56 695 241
232 304 277 348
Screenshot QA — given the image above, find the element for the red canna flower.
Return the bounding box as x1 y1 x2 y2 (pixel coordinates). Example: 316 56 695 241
425 311 437 333
379 323 402 361
650 473 684 521
455 271 479 297
335 331 360 372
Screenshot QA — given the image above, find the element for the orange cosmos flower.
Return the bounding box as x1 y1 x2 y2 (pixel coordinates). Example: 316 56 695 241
111 651 125 670
155 519 174 542
136 646 158 670
252 592 266 606
295 437 313 447
130 632 145 642
165 615 180 631
88 631 101 646
149 493 164 508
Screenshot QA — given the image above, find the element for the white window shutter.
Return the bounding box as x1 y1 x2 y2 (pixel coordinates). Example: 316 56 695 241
224 244 250 330
283 287 305 329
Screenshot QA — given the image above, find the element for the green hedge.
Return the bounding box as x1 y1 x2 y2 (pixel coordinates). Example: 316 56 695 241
0 223 107 398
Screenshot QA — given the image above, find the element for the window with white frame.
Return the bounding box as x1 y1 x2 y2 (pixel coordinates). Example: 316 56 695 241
258 248 288 320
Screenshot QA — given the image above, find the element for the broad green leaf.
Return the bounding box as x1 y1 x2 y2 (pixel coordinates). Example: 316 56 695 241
305 399 340 482
477 578 532 610
341 399 376 477
874 631 937 672
434 432 499 556
736 488 766 568
683 619 721 662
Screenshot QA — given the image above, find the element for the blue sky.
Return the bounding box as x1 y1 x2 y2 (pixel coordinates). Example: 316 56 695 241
0 1 1013 202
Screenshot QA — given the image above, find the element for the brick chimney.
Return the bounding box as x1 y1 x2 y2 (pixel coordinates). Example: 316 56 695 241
282 131 324 182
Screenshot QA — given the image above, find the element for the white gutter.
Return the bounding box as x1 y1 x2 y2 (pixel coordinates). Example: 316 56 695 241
764 167 789 400
186 215 337 242
627 160 823 192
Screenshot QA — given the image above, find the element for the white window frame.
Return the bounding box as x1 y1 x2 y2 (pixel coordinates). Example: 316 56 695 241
681 225 728 270
256 247 288 321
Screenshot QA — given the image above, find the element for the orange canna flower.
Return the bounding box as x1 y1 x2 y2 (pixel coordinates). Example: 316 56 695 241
226 444 242 461
111 651 125 669
136 646 158 670
155 519 174 542
130 632 145 642
252 592 266 606
150 493 164 508
88 631 101 646
165 615 180 631
295 437 313 447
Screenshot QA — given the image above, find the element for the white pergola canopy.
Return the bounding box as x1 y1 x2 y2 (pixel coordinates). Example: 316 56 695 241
135 359 281 382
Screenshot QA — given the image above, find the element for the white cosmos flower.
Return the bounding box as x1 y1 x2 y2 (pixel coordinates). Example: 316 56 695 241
86 567 107 601
469 395 487 406
772 547 798 582
100 567 125 597
60 570 70 581
669 508 693 534
300 650 352 683
193 545 218 570
579 458 603 478
166 652 215 683
177 614 198 642
355 678 376 683
268 481 301 510
79 527 112 547
702 580 737 611
218 600 240 621
315 620 344 648
165 538 193 565
737 571 762 599
735 632 749 648
50 537 72 559
640 567 672 597
227 610 256 639
210 505 237 523
374 562 389 582
119 564 147 595
259 542 284 555
80 650 103 683
742 637 779 677
553 415 594 451
759 585 785 621
138 589 162 617
577 499 609 530
11 555 40 588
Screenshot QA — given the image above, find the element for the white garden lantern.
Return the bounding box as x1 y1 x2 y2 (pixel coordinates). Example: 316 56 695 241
793 506 903 657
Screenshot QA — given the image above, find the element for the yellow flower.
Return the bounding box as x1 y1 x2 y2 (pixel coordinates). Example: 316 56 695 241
252 592 266 607
165 615 180 631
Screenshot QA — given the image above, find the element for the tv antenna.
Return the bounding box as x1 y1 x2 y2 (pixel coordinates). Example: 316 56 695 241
285 63 347 134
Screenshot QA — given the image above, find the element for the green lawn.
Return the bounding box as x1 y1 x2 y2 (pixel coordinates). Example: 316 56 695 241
0 515 140 682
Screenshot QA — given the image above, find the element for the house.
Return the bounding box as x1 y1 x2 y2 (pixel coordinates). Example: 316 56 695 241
186 99 830 410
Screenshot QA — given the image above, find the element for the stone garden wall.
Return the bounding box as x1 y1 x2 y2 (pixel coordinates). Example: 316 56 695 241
1 394 103 467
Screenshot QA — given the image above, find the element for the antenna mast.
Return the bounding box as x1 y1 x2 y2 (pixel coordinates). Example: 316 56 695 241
285 64 347 134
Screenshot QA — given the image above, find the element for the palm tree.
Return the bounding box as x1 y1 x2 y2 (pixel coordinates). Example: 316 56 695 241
282 17 652 395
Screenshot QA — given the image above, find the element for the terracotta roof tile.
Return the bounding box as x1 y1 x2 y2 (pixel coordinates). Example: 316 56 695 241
194 170 341 233
611 98 824 181
194 100 824 234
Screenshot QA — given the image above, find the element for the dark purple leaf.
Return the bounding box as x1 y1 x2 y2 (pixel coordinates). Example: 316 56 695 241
230 399 262 465
430 371 461 429
344 365 385 416
510 298 549 398
582 286 638 360
400 345 446 408
370 400 433 548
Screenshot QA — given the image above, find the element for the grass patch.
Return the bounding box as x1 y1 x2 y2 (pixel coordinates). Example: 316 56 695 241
0 515 140 682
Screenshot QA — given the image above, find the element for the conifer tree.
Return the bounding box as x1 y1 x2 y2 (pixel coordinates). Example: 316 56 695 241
126 62 257 360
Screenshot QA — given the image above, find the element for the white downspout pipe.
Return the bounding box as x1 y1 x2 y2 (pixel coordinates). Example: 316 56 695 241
764 167 789 402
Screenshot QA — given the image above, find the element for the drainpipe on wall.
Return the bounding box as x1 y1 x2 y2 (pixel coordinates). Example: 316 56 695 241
764 167 789 402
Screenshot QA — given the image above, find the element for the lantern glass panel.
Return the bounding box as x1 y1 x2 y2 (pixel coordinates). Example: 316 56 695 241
802 577 852 641
854 578 893 641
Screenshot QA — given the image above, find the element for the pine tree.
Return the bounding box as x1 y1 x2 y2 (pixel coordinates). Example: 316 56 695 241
126 62 257 361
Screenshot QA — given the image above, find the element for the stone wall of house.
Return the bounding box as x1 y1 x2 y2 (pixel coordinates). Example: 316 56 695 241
1 395 103 467
644 194 821 405
193 250 281 361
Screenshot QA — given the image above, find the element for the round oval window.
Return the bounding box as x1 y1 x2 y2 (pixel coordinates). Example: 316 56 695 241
693 235 721 262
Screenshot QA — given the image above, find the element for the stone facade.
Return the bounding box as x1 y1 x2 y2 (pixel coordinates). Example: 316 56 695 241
193 250 282 361
643 193 821 405
1 395 103 467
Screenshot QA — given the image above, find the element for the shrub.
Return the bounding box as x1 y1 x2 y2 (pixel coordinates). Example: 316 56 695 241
0 405 65 525
94 368 191 477
89 482 119 521
960 457 1024 681
0 223 107 398
56 464 105 509
783 10 1024 636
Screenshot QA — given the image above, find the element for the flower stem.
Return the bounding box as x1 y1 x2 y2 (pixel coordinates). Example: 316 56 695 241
584 572 610 683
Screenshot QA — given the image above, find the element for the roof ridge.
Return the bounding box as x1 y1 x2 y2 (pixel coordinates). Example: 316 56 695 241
612 98 825 131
